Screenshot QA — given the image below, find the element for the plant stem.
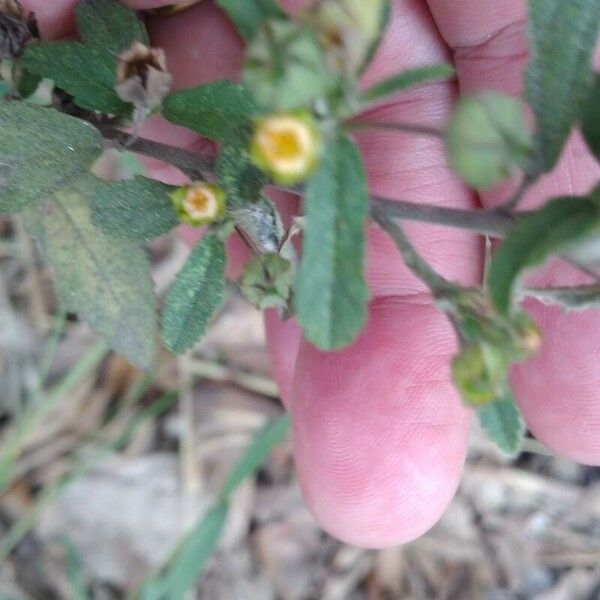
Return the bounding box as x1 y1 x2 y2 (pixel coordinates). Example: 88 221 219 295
370 202 451 296
97 124 214 181
502 172 537 210
371 196 516 237
520 284 600 310
345 120 445 138
187 358 279 398
97 126 521 238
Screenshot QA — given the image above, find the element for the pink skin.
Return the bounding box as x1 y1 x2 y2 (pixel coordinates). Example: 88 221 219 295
23 0 600 546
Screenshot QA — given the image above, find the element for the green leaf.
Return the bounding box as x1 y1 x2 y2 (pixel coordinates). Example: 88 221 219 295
22 0 149 115
215 0 285 41
295 133 369 349
358 0 391 75
221 414 290 498
61 538 88 600
445 92 533 190
91 177 178 240
360 63 454 104
489 195 600 315
215 137 267 210
76 0 149 54
162 235 226 354
23 42 131 115
582 74 600 161
27 176 158 368
0 103 102 213
162 81 259 142
478 389 524 455
526 0 600 172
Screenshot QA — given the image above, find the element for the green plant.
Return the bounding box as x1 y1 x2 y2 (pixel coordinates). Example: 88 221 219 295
0 0 599 455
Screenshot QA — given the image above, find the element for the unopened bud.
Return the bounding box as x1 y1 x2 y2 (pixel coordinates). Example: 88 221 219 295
243 19 333 111
170 182 226 226
250 112 320 185
452 343 506 407
301 0 388 74
240 253 293 311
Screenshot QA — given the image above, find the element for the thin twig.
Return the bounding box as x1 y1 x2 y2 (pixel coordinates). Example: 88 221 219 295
370 196 517 237
97 125 521 238
564 257 600 283
345 120 444 138
502 172 537 210
178 353 202 507
370 203 451 296
521 284 600 310
187 358 280 399
97 124 214 181
15 219 49 329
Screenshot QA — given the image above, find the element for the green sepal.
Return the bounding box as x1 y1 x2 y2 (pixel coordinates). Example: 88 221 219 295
240 253 293 310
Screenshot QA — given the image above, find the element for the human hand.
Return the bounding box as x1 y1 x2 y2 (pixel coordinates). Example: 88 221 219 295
25 0 600 548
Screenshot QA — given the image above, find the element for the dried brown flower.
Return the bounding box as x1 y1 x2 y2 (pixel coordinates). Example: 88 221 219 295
115 41 172 116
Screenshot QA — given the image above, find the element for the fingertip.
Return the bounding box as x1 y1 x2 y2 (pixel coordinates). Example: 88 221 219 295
21 0 76 38
512 304 600 466
264 310 302 408
291 298 470 547
146 0 243 87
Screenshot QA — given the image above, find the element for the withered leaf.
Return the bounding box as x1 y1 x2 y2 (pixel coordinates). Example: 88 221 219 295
0 0 37 60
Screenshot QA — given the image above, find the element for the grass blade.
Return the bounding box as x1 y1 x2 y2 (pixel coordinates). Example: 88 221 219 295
0 341 109 494
220 413 290 499
138 413 290 599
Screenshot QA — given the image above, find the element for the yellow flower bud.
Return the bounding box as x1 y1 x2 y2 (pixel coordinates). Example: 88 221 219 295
509 312 542 360
170 182 225 226
250 112 320 185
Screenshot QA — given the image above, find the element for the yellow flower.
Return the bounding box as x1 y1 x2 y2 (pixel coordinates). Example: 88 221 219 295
250 112 320 185
170 182 225 226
